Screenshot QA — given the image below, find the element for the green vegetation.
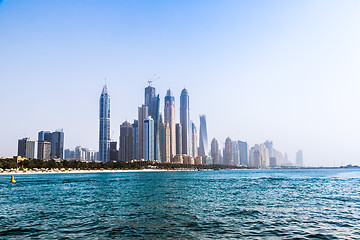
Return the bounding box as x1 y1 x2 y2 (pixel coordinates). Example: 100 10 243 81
0 158 246 171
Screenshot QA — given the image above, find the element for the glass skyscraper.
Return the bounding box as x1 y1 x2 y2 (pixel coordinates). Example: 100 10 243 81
99 85 110 162
180 88 190 155
198 115 208 156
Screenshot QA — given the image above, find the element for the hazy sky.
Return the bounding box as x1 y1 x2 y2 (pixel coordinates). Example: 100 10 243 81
1 0 360 166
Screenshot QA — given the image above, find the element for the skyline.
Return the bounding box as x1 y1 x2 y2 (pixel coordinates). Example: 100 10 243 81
1 1 360 166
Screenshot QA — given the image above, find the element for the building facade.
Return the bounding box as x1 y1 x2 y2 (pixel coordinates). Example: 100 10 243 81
119 121 133 162
180 88 190 155
164 89 176 158
99 85 111 162
143 116 154 160
18 137 35 159
198 115 208 156
211 138 219 165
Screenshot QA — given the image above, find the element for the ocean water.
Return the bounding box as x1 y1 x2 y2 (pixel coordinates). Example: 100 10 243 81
1 169 360 239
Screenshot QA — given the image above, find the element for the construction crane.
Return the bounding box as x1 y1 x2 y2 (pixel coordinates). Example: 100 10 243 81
148 73 159 86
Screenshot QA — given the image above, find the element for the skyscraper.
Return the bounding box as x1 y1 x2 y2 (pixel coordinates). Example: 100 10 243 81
180 88 190 155
148 94 160 161
264 140 274 158
159 122 171 163
120 121 133 162
224 137 233 166
198 115 209 156
191 122 198 158
296 150 303 166
37 141 51 160
175 123 182 155
132 120 138 160
211 138 219 164
18 137 35 159
99 84 110 162
164 89 176 158
143 116 154 160
232 141 240 166
238 141 248 166
138 104 148 160
51 130 64 159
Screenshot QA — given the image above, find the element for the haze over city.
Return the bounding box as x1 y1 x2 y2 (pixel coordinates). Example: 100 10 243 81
1 0 360 166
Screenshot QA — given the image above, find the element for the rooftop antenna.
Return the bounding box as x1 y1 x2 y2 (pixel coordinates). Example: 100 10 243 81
105 77 107 85
148 73 159 86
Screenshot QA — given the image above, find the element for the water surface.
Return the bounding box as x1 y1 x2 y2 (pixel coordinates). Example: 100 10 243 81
1 169 360 239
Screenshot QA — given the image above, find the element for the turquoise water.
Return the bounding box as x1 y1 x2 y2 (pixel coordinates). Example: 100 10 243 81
1 169 360 239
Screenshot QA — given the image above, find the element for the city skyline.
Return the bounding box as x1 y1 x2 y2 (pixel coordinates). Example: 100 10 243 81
1 1 360 166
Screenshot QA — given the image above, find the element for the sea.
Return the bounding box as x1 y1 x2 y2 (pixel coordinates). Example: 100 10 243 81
0 169 360 239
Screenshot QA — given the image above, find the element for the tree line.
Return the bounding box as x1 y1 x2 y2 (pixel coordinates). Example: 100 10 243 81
0 158 245 170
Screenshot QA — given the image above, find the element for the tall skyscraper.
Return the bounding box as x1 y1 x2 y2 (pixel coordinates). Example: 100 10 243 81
198 115 209 156
18 138 35 159
211 138 219 164
143 116 154 160
232 141 240 166
224 137 233 166
132 120 138 160
120 121 133 162
148 94 160 161
175 123 182 155
296 150 303 166
51 130 64 159
264 140 274 158
164 89 176 158
138 104 148 160
99 84 111 162
159 122 171 163
238 141 248 166
145 85 156 106
37 141 51 160
180 88 190 155
191 122 198 158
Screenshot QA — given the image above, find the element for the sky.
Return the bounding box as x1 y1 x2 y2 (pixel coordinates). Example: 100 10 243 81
0 0 360 166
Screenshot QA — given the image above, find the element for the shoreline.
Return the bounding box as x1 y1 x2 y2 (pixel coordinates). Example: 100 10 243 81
0 168 210 175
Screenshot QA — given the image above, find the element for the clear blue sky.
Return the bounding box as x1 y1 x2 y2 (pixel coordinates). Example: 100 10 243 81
1 0 359 166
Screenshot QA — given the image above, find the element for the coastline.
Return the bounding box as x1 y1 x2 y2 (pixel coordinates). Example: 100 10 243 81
0 168 207 175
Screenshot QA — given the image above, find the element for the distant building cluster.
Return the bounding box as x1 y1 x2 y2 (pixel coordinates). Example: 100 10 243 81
16 83 303 167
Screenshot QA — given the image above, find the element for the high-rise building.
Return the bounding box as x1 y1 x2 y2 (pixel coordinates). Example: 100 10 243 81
296 150 303 166
232 141 240 166
159 122 171 163
145 85 156 106
147 94 160 161
198 115 209 156
51 130 64 159
38 131 52 142
264 140 274 158
138 105 148 160
143 116 154 160
180 88 190 155
99 85 111 162
238 141 248 166
224 137 233 165
164 89 176 158
64 149 73 160
211 138 219 165
110 141 119 161
132 120 138 160
191 122 198 158
37 141 51 160
119 121 133 162
18 137 35 159
259 144 270 167
175 123 182 155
